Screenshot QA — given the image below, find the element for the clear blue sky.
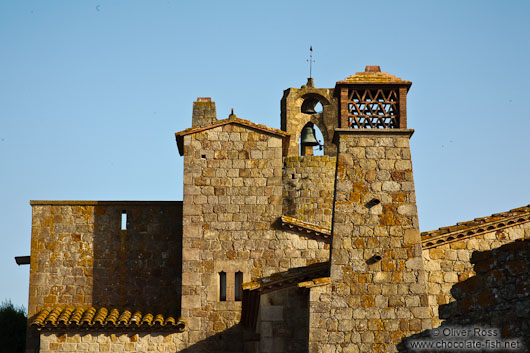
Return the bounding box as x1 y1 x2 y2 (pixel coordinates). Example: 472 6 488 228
1 0 529 310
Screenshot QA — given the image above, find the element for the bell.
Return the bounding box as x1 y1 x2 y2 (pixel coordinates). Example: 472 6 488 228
301 124 319 146
301 100 317 114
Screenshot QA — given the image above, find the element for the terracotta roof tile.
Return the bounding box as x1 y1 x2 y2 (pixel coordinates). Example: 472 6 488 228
336 68 411 86
421 205 530 249
242 261 329 294
31 306 186 332
280 216 331 241
241 262 330 329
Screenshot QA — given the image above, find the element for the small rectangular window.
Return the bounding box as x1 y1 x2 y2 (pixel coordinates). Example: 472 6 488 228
235 271 243 301
121 211 127 230
219 272 226 301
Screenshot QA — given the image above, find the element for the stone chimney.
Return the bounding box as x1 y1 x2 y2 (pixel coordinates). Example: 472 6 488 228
192 97 216 127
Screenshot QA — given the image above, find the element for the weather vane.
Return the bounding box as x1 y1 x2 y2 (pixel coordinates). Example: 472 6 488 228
307 46 315 78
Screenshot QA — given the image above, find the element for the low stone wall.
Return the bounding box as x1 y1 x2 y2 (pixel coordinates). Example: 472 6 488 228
282 156 336 229
422 223 530 326
439 238 530 344
39 332 187 353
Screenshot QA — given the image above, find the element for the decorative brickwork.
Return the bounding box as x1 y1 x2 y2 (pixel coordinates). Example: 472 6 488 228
336 67 411 129
346 88 400 129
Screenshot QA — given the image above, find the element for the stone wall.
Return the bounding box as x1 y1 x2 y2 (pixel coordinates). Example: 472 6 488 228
422 223 530 327
256 287 309 353
310 130 430 353
28 201 182 353
39 332 187 353
29 201 182 317
400 236 530 351
438 238 530 346
282 156 336 228
181 123 330 350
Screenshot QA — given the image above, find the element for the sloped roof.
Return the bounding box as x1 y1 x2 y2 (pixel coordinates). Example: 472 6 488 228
174 116 290 156
241 262 330 329
421 205 530 249
336 66 411 86
280 215 331 241
242 261 329 294
31 306 186 332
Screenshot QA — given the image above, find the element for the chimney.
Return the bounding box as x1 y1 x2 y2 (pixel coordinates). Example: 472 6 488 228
365 65 381 72
192 97 217 127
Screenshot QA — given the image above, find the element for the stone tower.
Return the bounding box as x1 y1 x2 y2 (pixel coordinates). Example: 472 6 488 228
175 103 291 351
308 66 431 352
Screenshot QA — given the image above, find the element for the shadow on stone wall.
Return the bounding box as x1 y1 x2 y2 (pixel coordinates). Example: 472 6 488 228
179 324 246 353
399 238 530 352
92 203 182 314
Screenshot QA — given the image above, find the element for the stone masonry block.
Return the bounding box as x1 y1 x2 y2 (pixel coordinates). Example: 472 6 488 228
260 305 283 321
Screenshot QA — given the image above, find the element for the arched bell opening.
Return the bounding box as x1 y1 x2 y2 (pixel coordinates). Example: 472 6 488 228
301 98 323 115
300 122 324 156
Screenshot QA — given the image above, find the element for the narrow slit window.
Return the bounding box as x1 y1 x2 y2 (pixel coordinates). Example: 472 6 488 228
234 271 243 301
121 211 127 230
219 271 226 301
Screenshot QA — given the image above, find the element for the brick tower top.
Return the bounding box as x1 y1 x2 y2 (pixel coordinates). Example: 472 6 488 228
335 66 412 129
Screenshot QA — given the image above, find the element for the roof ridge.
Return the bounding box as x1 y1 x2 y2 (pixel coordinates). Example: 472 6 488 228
242 261 329 294
175 116 290 138
421 205 530 249
280 215 331 240
175 117 290 156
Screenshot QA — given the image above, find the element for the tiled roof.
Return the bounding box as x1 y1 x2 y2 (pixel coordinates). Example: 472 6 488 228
280 216 331 241
175 116 290 156
241 262 329 329
297 276 332 289
31 306 186 332
336 66 411 86
421 205 530 249
242 261 329 294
